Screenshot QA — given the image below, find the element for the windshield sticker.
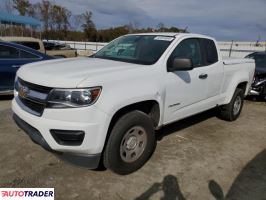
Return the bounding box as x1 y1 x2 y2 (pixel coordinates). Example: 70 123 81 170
154 36 174 41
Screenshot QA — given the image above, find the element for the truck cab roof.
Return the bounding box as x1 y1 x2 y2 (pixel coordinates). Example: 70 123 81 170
127 32 216 41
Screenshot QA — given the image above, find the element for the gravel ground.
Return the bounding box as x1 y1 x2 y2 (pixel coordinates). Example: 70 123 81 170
0 97 265 200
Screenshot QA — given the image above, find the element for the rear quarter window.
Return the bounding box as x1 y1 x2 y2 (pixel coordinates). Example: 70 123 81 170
15 41 40 50
202 39 218 65
20 50 40 59
0 45 19 59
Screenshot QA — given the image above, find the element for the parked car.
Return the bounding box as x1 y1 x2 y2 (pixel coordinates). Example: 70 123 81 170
0 37 77 58
245 52 266 100
12 33 255 175
0 41 53 95
43 41 72 51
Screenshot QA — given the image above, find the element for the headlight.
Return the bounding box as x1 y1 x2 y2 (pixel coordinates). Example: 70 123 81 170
47 87 101 108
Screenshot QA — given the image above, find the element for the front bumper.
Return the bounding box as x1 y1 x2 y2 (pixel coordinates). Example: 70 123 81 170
13 113 101 168
12 97 111 168
249 89 260 96
249 85 266 96
249 78 266 96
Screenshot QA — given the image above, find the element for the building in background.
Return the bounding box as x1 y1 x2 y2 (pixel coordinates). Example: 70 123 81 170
0 13 41 38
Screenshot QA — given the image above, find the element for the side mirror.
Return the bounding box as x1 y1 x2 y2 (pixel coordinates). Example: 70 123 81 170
167 58 194 72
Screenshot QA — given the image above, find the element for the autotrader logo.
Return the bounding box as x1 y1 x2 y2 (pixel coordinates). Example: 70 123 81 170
0 188 54 200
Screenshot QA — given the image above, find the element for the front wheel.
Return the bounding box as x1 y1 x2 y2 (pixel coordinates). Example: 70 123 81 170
103 111 156 175
217 88 244 121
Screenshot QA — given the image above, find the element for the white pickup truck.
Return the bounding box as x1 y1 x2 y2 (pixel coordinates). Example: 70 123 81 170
12 33 255 175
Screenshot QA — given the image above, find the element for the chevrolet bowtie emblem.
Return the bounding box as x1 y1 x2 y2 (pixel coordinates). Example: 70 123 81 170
18 85 29 99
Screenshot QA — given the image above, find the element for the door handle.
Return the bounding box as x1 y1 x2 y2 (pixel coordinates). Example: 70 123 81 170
11 65 21 68
199 73 208 79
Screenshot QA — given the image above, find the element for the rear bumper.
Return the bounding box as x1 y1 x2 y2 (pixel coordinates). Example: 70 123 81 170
13 113 101 169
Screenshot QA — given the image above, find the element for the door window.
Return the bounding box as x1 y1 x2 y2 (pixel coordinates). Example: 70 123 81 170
168 38 203 68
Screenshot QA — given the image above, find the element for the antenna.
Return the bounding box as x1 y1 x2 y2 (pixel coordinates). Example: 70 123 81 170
256 34 261 46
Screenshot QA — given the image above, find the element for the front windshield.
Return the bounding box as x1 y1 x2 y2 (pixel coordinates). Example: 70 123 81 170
94 35 174 65
246 54 266 68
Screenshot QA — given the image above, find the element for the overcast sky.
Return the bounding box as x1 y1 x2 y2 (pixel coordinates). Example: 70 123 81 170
3 0 266 41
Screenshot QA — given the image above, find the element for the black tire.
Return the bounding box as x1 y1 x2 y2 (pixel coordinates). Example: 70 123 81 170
103 111 156 175
217 88 244 121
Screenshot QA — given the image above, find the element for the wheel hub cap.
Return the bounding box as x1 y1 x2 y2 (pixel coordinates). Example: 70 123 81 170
120 126 148 163
126 136 137 150
233 96 242 115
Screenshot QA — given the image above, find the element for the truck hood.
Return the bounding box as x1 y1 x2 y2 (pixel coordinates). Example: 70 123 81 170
17 57 141 88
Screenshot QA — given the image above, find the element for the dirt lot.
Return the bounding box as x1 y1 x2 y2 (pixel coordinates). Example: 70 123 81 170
0 97 265 200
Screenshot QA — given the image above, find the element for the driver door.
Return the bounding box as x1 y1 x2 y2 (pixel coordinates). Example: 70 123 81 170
164 38 208 123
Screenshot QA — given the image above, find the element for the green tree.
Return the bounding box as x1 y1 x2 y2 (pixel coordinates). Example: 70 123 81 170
13 0 30 16
27 3 38 17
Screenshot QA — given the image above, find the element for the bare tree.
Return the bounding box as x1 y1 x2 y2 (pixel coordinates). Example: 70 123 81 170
4 0 14 13
62 7 71 36
126 21 140 33
125 22 134 33
48 4 71 37
50 5 62 30
73 14 83 30
157 22 165 32
82 11 97 41
35 0 51 33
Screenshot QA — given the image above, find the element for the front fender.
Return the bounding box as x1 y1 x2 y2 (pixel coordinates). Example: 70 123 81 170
95 78 165 127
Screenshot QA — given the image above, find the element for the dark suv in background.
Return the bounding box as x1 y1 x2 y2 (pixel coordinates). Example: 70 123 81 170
245 52 266 100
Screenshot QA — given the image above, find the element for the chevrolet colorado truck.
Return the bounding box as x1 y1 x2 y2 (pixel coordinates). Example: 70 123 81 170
12 33 255 175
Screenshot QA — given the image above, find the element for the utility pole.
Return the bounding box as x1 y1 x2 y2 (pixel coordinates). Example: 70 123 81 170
229 40 234 57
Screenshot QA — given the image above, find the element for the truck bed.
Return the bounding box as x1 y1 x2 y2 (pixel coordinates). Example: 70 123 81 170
223 58 254 65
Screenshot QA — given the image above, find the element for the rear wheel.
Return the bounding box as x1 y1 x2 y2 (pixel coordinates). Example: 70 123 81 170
103 111 156 175
217 88 244 121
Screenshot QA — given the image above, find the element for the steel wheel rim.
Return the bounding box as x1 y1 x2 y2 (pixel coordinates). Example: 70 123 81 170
120 126 148 163
233 96 242 115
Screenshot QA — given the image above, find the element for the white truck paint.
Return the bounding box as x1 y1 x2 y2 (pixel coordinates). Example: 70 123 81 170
12 33 255 174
